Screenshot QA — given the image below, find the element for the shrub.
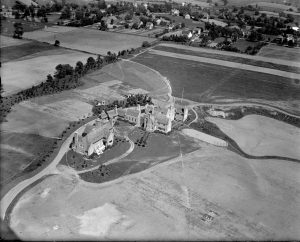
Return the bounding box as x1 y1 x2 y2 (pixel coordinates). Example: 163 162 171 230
142 41 151 48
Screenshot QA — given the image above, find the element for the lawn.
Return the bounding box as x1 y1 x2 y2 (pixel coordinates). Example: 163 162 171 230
23 26 155 55
79 128 199 184
258 44 300 62
154 44 300 73
60 137 130 171
132 51 300 115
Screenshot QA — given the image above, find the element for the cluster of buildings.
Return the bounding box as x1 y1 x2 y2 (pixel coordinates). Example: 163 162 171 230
72 100 188 157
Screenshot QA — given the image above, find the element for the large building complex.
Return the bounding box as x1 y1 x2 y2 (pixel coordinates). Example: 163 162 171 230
72 98 188 156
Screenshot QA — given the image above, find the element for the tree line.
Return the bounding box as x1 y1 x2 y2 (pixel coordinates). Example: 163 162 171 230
92 94 153 116
0 53 118 123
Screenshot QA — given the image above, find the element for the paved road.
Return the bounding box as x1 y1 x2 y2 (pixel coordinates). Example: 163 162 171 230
0 119 96 220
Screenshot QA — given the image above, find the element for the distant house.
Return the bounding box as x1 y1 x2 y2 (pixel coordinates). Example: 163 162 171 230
0 8 13 18
182 30 193 39
72 119 114 156
146 22 154 30
193 27 202 35
171 9 180 16
155 18 162 26
185 14 191 19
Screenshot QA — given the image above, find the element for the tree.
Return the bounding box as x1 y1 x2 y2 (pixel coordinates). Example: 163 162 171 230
86 57 96 69
46 74 53 82
75 61 84 74
13 23 23 39
60 6 71 19
54 40 60 46
142 41 151 47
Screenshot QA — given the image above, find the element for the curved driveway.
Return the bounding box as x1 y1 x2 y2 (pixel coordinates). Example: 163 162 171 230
0 119 96 220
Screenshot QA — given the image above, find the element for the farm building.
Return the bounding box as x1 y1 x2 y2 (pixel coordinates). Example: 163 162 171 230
146 22 154 29
72 119 115 156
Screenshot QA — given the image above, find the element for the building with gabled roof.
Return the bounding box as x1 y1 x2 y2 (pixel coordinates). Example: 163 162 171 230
72 119 114 156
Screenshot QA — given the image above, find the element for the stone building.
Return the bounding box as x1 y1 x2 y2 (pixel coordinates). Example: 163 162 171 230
72 119 114 156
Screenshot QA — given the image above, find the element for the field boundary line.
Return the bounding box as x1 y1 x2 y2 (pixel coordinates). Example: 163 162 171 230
149 49 300 80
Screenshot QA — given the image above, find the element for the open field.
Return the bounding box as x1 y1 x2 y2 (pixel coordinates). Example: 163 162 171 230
0 132 55 185
1 40 59 63
1 60 168 194
227 0 300 8
2 48 94 96
258 45 300 62
9 141 300 240
157 43 300 68
23 26 155 55
147 49 300 80
0 35 30 48
132 49 300 115
1 19 46 37
155 44 300 73
207 115 300 160
109 27 165 38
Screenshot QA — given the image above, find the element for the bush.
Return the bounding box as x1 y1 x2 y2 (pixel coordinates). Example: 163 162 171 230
142 41 151 48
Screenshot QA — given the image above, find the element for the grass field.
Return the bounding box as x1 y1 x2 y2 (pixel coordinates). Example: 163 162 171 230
80 125 199 184
132 50 300 115
258 45 300 62
0 132 55 184
0 35 30 48
2 48 94 96
10 143 300 240
208 114 300 160
1 59 169 195
23 26 155 55
227 0 300 8
1 40 58 63
154 44 300 73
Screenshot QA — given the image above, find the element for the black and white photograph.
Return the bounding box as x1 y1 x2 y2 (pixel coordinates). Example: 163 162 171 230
0 0 299 240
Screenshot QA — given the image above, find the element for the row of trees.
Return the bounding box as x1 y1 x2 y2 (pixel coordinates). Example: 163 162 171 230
92 94 153 116
0 53 119 123
162 34 189 43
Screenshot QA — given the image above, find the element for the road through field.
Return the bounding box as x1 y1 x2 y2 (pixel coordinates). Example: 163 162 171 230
0 119 96 220
149 49 300 80
159 43 300 68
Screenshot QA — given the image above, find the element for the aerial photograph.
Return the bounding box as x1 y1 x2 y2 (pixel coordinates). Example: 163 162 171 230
0 0 299 240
